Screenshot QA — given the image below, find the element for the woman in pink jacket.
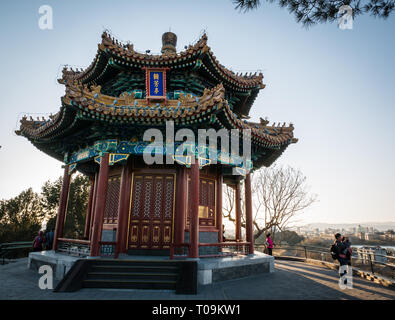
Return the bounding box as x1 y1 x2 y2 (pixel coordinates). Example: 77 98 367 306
266 233 274 256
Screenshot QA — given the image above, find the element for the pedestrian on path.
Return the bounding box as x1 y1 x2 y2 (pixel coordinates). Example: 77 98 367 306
265 233 274 255
332 233 349 284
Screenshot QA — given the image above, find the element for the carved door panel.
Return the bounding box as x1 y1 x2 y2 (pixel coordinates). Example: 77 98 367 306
128 174 175 250
186 177 216 227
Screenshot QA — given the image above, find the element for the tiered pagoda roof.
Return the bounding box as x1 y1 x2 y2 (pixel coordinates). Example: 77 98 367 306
16 32 297 174
60 32 264 117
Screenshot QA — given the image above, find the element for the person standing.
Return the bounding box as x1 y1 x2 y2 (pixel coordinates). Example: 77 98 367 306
333 233 348 283
342 236 352 266
46 229 54 250
32 231 46 252
266 233 274 256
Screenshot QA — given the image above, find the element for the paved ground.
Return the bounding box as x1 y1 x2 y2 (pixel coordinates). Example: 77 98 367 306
0 258 394 300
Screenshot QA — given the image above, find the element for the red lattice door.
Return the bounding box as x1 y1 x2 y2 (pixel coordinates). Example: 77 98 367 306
128 174 175 250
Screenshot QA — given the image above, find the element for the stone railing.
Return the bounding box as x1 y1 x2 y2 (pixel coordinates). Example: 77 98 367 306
170 242 251 259
57 238 90 257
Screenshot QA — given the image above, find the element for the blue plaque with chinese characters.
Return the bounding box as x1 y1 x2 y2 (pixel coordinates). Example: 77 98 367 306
145 68 168 101
149 71 164 97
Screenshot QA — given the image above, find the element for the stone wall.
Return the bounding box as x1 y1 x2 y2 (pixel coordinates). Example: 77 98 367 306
184 231 219 255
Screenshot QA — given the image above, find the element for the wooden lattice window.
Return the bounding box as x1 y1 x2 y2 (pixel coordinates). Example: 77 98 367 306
187 177 216 227
103 175 121 224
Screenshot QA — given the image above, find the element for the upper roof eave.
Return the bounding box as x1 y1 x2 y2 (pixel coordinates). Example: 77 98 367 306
59 32 265 90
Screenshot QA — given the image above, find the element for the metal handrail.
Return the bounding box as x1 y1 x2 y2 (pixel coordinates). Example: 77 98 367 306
255 244 395 277
255 244 395 260
57 238 90 245
199 242 250 247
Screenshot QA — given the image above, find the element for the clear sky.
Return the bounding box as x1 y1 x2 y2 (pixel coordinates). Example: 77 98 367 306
0 0 394 225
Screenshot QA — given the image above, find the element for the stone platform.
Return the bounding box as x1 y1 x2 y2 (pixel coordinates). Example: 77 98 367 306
28 250 274 284
28 250 80 280
196 252 274 285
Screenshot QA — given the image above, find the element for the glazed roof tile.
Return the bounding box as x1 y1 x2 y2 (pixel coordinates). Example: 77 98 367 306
60 32 264 90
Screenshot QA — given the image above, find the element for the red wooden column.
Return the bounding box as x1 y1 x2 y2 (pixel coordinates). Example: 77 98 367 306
235 182 242 242
83 177 95 239
189 161 200 258
115 162 132 257
53 165 71 251
245 173 254 254
90 153 110 257
175 166 187 246
88 172 99 240
216 174 223 243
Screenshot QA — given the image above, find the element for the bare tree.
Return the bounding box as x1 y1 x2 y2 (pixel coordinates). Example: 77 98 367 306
223 184 236 224
223 165 317 240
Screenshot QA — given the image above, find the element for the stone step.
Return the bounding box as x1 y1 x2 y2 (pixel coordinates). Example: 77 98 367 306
82 278 177 290
54 258 197 294
86 271 178 280
92 260 182 267
90 265 179 273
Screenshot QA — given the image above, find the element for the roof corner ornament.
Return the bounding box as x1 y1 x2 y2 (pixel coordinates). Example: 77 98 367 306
259 117 269 126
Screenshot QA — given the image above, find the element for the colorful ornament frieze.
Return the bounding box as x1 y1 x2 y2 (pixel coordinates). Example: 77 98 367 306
93 153 130 166
68 139 253 171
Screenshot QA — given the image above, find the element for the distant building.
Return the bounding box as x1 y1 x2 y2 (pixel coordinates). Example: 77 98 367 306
365 233 379 241
356 232 365 240
384 231 394 240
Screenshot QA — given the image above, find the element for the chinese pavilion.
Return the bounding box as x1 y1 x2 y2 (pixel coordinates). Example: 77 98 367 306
17 31 297 259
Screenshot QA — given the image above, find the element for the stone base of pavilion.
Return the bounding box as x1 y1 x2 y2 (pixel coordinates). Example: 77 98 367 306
27 250 274 285
195 251 274 285
28 250 80 280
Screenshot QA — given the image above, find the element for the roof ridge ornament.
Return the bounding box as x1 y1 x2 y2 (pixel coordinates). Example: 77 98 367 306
161 31 177 55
